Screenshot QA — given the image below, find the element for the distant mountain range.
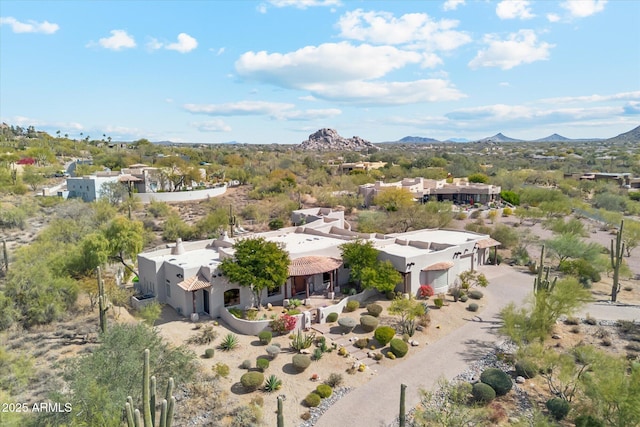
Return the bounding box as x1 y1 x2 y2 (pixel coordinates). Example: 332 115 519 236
389 125 640 144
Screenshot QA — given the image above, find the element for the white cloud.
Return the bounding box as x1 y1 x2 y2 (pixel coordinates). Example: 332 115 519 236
215 47 225 56
146 37 163 51
336 9 471 51
561 0 607 18
236 42 422 86
0 16 59 34
469 30 554 70
257 3 268 13
193 119 232 132
546 13 561 22
97 30 136 51
166 33 198 53
183 100 341 121
268 0 341 8
443 0 465 11
496 1 535 20
540 91 640 104
304 79 466 104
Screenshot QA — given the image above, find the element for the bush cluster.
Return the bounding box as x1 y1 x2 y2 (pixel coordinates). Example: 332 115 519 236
366 303 383 317
292 354 311 372
389 338 408 358
316 384 332 398
480 368 512 396
374 326 395 346
204 348 215 359
433 298 444 308
240 372 264 392
326 312 338 322
546 398 570 420
472 382 496 404
304 392 321 407
345 300 360 312
359 315 379 332
338 317 357 333
258 331 272 345
467 303 479 312
468 290 484 300
514 360 538 379
256 357 269 371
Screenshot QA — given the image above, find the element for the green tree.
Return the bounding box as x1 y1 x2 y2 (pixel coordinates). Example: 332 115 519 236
68 232 111 277
104 216 145 277
545 233 601 267
622 219 640 257
21 165 44 191
219 237 290 307
339 240 379 287
389 297 426 336
490 224 519 249
373 187 414 212
467 173 489 184
360 260 401 293
43 323 195 427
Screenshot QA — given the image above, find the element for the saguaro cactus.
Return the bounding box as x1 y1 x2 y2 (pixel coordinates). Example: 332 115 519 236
610 220 625 303
399 383 407 427
277 395 284 427
533 245 557 296
1 239 8 274
228 204 237 237
97 266 109 333
125 349 176 427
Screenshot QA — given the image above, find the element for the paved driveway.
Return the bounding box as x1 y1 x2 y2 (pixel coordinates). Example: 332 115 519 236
313 265 639 427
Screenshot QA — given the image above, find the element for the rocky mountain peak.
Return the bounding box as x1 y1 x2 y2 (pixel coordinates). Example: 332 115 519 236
299 128 378 151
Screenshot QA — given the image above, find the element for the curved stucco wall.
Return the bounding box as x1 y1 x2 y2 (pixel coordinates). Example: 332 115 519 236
219 308 304 336
135 184 227 204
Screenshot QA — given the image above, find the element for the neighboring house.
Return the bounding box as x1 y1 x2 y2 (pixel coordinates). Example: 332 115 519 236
65 171 121 202
136 208 500 319
339 161 387 174
359 177 501 207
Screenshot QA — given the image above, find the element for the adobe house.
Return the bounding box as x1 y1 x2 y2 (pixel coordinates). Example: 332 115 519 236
136 209 499 319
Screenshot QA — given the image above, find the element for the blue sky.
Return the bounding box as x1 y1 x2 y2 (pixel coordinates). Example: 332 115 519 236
1 0 639 144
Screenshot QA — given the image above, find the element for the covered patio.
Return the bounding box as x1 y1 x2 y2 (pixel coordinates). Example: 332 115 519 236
177 274 212 316
287 256 342 299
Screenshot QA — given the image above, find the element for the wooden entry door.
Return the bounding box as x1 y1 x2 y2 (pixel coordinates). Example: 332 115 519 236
202 289 210 314
293 276 307 296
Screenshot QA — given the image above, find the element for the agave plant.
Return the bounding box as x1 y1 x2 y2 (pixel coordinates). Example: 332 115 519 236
264 374 282 392
218 333 239 351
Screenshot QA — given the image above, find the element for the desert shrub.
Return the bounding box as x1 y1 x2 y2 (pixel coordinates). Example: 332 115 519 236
389 338 409 358
345 300 360 312
214 362 230 378
354 338 369 349
264 374 282 392
418 285 435 299
433 298 444 308
324 373 343 388
258 331 272 345
564 316 580 325
300 411 311 421
546 398 570 420
574 414 605 427
266 345 281 359
468 290 484 300
240 372 264 392
316 384 332 398
459 294 469 303
584 315 597 325
287 309 301 315
304 392 321 407
515 360 538 379
467 303 479 312
560 259 601 284
250 395 264 407
312 348 323 361
228 307 243 318
472 382 496 404
326 312 338 322
374 326 395 346
338 317 357 333
187 325 218 345
360 315 379 332
292 354 311 372
366 303 383 317
503 207 513 216
256 357 269 372
450 287 465 302
204 348 215 359
480 368 512 396
230 404 262 427
240 359 252 369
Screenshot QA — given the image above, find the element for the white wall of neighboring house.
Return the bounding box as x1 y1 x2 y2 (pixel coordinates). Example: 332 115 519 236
66 174 120 202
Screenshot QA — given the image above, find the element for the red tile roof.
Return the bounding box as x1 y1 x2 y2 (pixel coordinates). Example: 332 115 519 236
177 275 211 292
289 256 342 277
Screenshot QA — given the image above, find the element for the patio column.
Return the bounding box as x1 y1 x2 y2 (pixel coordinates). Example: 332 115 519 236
192 292 196 314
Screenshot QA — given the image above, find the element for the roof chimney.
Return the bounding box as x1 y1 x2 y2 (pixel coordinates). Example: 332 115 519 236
171 238 185 255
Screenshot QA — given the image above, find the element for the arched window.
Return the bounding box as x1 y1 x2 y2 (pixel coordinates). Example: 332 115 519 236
223 289 240 307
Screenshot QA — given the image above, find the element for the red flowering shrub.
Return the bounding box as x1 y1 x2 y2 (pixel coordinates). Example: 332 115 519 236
418 285 434 299
270 314 297 334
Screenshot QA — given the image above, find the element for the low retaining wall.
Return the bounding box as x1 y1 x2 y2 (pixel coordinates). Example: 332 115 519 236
131 295 157 310
135 184 227 204
219 307 304 336
316 288 379 324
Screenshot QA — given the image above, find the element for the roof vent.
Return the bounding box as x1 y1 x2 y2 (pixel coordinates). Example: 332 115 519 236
171 238 186 255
